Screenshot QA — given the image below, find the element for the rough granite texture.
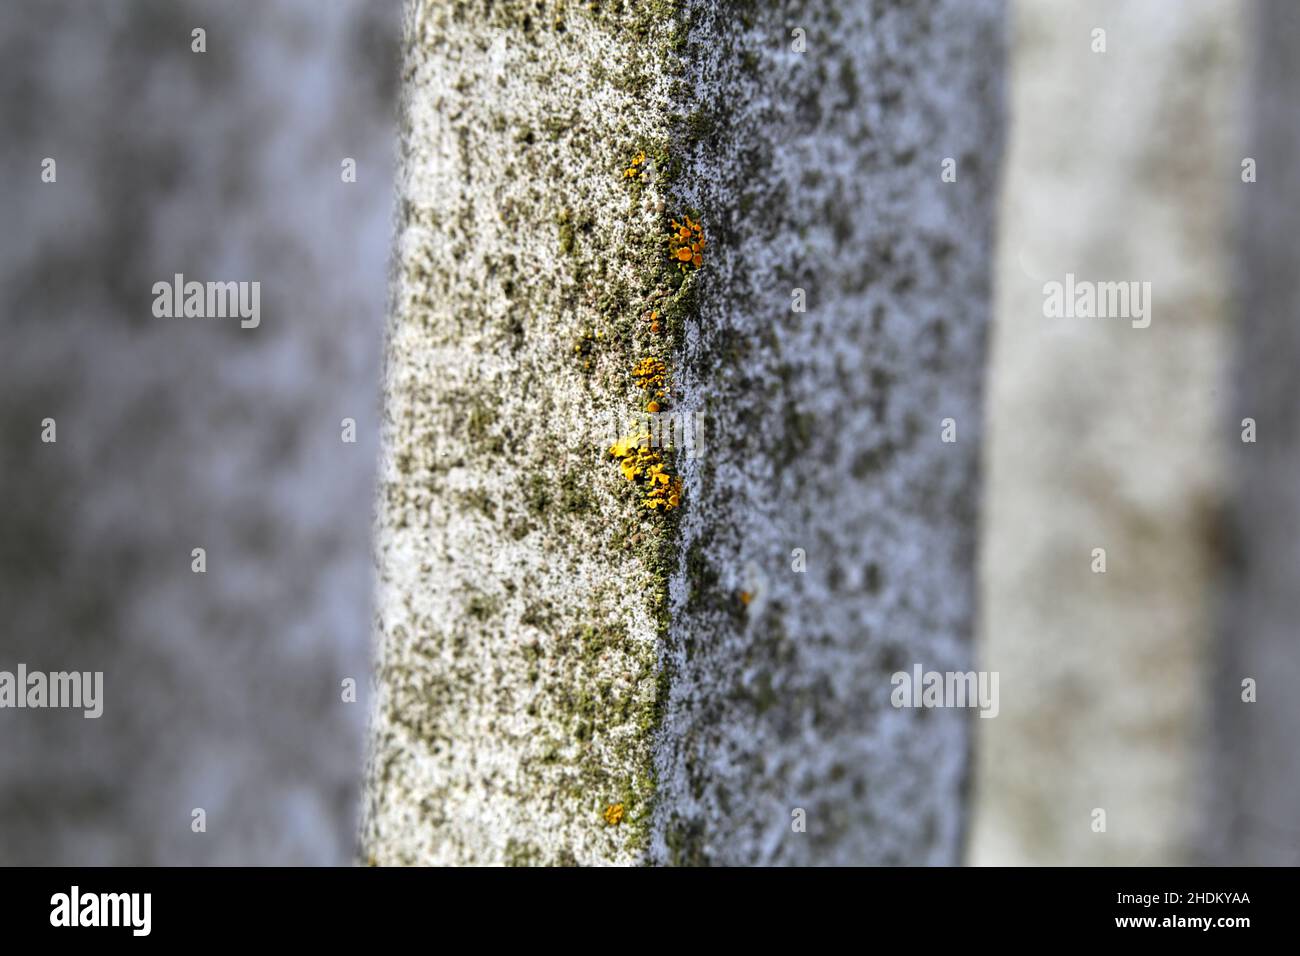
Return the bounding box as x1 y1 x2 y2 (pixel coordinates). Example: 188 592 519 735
363 0 1005 865
971 0 1242 865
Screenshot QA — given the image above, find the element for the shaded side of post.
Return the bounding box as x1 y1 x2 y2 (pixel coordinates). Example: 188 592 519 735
651 0 1007 865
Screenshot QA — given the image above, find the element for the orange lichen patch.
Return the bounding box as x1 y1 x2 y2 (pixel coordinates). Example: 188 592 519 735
739 591 753 606
648 309 662 334
668 215 706 272
632 357 667 391
623 151 646 180
604 803 625 826
645 401 661 414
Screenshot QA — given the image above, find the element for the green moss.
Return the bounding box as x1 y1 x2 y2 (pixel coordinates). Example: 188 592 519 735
460 488 496 519
504 838 543 867
515 611 664 849
683 109 716 147
524 473 551 514
466 592 500 621
559 469 595 513
556 207 577 256
685 538 719 612
750 669 778 714
781 404 815 459
663 815 708 866
542 112 573 140
520 603 555 631
465 397 503 454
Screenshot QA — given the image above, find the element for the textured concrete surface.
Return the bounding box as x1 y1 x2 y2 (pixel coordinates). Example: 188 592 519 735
971 0 1243 865
363 0 1005 865
651 0 1005 866
362 0 685 867
0 0 399 864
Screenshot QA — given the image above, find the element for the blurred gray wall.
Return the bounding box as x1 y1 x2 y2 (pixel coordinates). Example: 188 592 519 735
972 0 1244 865
1202 0 1300 867
0 1 399 864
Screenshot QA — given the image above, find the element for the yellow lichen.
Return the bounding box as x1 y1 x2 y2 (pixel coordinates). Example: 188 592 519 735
608 427 682 513
632 356 667 391
600 166 695 520
644 475 682 512
623 151 646 180
668 215 705 271
604 803 625 826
